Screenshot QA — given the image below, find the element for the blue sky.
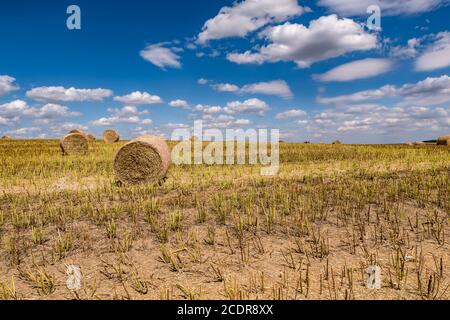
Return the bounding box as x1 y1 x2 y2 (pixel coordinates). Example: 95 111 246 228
0 0 449 143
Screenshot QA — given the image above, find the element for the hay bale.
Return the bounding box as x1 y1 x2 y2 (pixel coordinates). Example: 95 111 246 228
103 129 120 143
113 135 171 185
1 135 11 140
69 129 83 134
86 134 96 142
413 141 425 146
60 133 88 155
437 135 450 146
332 140 342 145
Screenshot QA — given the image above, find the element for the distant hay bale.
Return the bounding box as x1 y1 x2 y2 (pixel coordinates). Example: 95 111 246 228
332 140 342 145
113 135 171 185
437 135 450 146
69 129 83 134
103 129 120 143
413 141 425 146
86 134 96 142
60 133 88 155
1 135 11 140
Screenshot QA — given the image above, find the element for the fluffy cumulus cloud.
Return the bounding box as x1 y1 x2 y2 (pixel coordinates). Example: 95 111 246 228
307 104 450 140
194 104 224 114
26 86 113 102
415 32 450 71
318 75 450 106
0 75 19 95
31 104 81 125
190 98 270 117
390 38 422 59
201 79 293 98
212 83 240 93
114 91 163 105
0 100 80 126
169 99 191 109
275 109 307 119
91 106 152 126
194 114 253 129
4 127 42 137
241 80 293 98
227 15 378 68
140 43 182 69
314 59 394 82
224 98 270 115
197 0 306 44
317 0 447 17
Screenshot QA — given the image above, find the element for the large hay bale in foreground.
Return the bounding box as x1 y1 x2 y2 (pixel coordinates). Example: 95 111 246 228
437 135 450 146
60 133 88 155
113 135 171 185
103 129 120 143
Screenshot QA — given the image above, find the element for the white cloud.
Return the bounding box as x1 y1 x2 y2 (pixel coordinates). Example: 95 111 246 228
26 86 113 102
91 106 152 126
114 91 163 105
310 104 450 138
4 127 41 136
227 15 378 68
197 78 209 85
169 99 191 109
315 59 393 82
50 123 89 136
205 79 293 98
129 127 166 139
140 43 182 69
415 32 450 71
197 0 305 44
317 86 396 105
233 118 253 125
390 38 422 59
31 104 81 125
0 75 19 95
212 83 240 93
317 0 447 16
163 122 190 129
224 98 270 115
318 75 450 106
194 104 224 114
241 80 293 98
0 100 80 126
276 109 307 119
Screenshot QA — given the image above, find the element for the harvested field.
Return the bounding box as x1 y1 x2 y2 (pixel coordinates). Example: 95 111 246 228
0 139 449 300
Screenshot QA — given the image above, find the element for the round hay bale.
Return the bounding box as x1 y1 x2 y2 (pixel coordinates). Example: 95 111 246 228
413 141 425 146
113 135 171 185
1 135 11 140
437 135 450 146
69 129 83 134
103 129 120 143
60 133 89 155
332 140 342 145
86 134 96 142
